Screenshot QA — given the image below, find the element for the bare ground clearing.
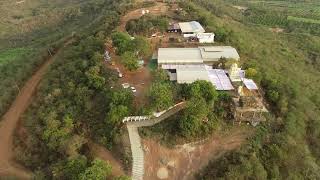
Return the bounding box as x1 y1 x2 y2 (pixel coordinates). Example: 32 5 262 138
143 127 252 180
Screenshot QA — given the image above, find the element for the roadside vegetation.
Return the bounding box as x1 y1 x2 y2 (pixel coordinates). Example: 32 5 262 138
11 0 135 179
0 0 125 118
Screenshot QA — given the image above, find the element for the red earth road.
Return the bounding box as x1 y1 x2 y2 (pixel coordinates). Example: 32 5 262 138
0 53 56 179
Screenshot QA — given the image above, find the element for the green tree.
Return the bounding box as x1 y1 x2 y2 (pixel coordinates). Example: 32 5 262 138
111 32 133 55
132 36 151 57
106 105 129 127
246 68 258 79
153 69 169 82
42 113 74 150
90 52 104 65
188 80 218 105
58 156 88 180
149 82 174 111
110 89 133 107
179 97 209 137
120 51 139 71
79 159 112 180
85 66 105 89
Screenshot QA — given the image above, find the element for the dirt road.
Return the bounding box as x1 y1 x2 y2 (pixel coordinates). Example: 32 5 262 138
143 128 252 180
118 2 168 32
0 53 57 179
88 142 125 177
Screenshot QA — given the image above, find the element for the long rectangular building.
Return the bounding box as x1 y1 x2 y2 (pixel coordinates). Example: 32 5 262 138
158 46 240 66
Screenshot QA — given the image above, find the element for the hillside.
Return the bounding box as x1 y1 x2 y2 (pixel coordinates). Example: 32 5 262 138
0 0 319 179
0 0 116 117
182 0 320 179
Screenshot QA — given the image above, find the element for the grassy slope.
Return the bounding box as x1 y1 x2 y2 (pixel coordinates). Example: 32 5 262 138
0 0 107 117
187 0 320 178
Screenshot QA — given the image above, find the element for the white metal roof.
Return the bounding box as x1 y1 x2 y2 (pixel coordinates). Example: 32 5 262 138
196 33 215 39
208 69 234 90
176 66 209 84
178 21 205 33
158 48 203 64
242 78 258 90
158 46 240 65
161 64 205 69
199 46 240 61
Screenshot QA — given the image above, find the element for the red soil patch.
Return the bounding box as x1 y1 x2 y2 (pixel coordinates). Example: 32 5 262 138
143 127 252 180
88 142 125 177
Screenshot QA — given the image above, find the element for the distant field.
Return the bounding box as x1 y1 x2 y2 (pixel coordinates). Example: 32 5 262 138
0 0 116 117
0 48 31 66
0 0 84 38
247 0 320 20
287 16 320 24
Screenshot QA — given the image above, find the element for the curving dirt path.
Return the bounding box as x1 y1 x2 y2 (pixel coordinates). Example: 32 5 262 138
0 52 57 179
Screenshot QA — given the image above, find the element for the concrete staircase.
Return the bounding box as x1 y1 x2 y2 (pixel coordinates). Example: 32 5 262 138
124 102 186 180
127 125 144 180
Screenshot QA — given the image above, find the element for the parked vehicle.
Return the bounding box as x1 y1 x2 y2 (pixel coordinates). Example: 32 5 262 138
116 68 122 78
122 83 130 89
131 86 137 93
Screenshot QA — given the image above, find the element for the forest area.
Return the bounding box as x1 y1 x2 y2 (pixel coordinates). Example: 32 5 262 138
0 0 131 118
1 0 134 179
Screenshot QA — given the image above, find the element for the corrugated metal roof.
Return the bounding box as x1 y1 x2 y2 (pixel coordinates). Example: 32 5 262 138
158 48 203 64
208 69 234 90
243 78 258 90
176 66 209 84
199 46 240 61
161 64 205 69
178 21 205 33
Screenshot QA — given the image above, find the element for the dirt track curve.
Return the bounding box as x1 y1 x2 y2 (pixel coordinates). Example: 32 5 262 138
0 51 58 179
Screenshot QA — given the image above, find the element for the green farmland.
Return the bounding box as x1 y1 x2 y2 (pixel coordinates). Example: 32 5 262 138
0 48 31 66
288 16 320 24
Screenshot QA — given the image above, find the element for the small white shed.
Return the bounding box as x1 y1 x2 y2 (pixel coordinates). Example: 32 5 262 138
196 33 215 43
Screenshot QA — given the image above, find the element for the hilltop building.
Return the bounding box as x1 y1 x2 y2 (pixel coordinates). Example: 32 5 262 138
157 46 240 90
178 21 205 37
158 46 240 66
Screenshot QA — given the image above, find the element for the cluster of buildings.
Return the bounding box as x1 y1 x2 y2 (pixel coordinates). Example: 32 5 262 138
168 21 215 43
157 46 240 90
156 21 268 124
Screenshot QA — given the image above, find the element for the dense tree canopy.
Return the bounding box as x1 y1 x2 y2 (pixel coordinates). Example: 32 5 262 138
187 80 218 105
120 52 139 71
126 15 169 36
179 97 209 137
149 82 174 111
79 159 112 180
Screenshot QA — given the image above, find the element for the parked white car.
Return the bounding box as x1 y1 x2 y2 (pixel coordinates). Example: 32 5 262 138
130 86 137 93
116 68 123 78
